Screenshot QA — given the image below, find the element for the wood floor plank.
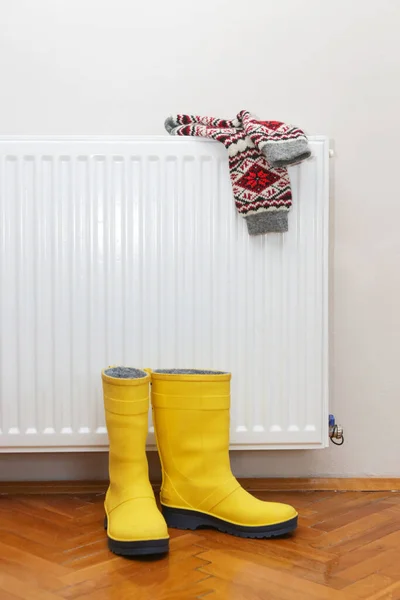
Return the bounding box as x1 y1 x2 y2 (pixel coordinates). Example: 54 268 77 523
204 575 310 600
375 557 400 580
323 528 400 585
312 501 396 532
197 548 352 599
311 508 399 550
319 511 400 555
196 530 336 567
343 574 394 599
0 491 399 600
0 592 21 600
0 572 63 600
194 537 348 589
0 540 71 577
338 549 400 586
367 580 400 600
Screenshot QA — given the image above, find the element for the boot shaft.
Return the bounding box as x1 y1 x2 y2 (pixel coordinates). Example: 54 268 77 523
151 370 235 505
102 367 153 502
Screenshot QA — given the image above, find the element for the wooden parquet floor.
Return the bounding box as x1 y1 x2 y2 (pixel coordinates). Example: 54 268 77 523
0 491 400 599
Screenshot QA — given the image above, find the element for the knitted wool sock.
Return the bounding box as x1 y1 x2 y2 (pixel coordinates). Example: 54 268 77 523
165 114 240 132
165 112 311 168
165 118 292 235
239 110 311 168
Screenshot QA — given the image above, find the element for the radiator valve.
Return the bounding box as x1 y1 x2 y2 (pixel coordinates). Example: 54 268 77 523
329 414 344 446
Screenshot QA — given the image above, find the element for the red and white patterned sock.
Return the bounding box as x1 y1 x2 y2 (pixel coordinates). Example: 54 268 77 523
166 112 311 168
165 118 292 235
239 110 311 168
165 114 239 131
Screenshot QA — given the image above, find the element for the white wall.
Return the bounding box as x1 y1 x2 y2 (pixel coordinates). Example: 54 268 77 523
1 0 399 479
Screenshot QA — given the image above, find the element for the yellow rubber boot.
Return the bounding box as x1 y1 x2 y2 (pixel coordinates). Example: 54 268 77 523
102 366 169 556
151 369 297 538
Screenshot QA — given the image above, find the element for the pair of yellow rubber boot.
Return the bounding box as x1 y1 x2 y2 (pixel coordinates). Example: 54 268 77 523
102 366 298 557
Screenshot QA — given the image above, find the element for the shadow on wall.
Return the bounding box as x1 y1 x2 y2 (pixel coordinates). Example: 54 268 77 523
0 448 356 482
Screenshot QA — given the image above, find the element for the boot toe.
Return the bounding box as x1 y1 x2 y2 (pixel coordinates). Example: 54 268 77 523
212 487 297 527
107 498 169 542
269 501 298 524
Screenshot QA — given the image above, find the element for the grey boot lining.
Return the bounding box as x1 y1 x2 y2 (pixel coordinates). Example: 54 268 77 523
153 369 228 375
104 366 148 379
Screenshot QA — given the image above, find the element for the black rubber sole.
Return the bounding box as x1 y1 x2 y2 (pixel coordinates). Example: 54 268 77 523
104 516 169 556
162 505 298 538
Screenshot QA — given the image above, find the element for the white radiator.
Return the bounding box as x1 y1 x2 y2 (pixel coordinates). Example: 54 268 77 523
0 136 329 452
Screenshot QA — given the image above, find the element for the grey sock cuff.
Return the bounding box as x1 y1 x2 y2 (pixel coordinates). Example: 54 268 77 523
104 366 147 379
165 116 180 135
262 138 311 168
244 211 288 235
